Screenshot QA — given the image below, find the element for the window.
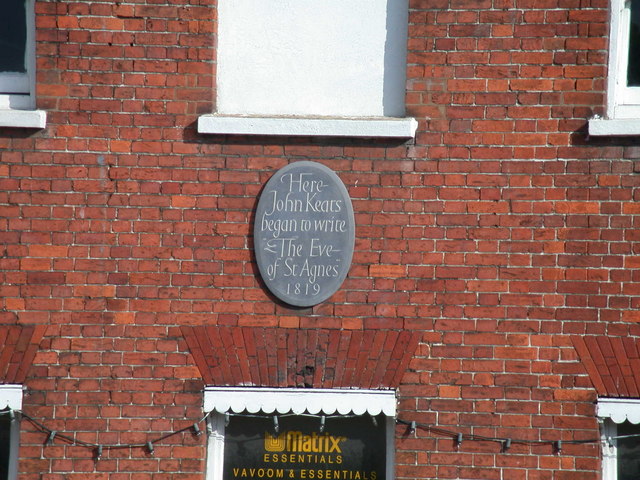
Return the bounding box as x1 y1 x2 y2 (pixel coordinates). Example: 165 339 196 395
204 388 396 480
598 399 640 480
611 0 640 116
198 0 417 138
589 0 640 135
0 0 46 129
629 1 640 88
0 0 29 97
0 385 22 480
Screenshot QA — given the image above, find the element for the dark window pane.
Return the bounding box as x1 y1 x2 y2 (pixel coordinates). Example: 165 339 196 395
224 415 387 480
0 0 27 73
0 412 12 480
630 0 640 86
618 421 640 480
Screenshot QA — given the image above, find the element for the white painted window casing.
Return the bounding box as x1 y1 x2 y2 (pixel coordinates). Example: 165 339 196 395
0 0 46 129
589 0 640 136
204 387 396 480
198 0 416 138
598 398 640 480
0 384 23 480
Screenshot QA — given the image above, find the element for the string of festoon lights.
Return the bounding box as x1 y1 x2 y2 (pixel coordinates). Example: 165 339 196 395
0 408 211 458
1 408 637 459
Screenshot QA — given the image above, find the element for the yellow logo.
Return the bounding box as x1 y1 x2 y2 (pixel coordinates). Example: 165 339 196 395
265 432 286 452
264 431 345 453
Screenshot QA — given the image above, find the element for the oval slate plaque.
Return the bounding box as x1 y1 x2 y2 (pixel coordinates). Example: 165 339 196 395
254 161 355 307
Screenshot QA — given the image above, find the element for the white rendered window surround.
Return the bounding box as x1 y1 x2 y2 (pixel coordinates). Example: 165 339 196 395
204 387 397 480
197 0 417 139
589 0 640 136
0 385 23 480
0 0 46 129
597 398 640 480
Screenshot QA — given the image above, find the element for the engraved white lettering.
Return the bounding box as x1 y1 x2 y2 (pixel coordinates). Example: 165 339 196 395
255 163 353 306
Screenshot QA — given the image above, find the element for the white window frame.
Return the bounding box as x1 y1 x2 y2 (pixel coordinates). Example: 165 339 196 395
589 0 640 135
204 387 396 480
198 0 417 139
0 0 46 129
597 398 640 480
0 384 23 480
0 0 32 97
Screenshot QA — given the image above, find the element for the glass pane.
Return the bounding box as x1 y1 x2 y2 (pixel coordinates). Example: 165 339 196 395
618 421 640 480
630 0 640 86
0 0 27 73
0 412 11 480
223 415 387 480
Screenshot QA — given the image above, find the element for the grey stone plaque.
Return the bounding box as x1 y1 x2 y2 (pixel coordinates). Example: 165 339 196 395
254 161 355 307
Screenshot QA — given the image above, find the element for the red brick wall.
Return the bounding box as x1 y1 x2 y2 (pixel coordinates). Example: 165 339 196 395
1 0 639 479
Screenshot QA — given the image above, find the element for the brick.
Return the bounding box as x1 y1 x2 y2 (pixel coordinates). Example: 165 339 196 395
26 272 66 285
74 286 116 298
27 245 69 257
20 258 51 271
369 265 406 278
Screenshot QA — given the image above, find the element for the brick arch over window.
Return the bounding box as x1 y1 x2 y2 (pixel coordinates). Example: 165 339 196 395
0 325 48 384
181 326 421 389
571 335 640 397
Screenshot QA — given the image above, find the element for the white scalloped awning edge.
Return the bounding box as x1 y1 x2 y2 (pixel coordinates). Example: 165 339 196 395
597 398 640 424
204 387 396 416
0 385 23 411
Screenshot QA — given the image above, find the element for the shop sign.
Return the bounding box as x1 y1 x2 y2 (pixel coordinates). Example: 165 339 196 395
224 415 386 480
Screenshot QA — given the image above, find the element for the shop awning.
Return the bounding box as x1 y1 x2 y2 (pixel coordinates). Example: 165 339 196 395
0 384 23 411
204 387 396 416
597 398 640 424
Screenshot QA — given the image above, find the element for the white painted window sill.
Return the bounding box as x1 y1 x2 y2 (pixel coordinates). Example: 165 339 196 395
197 114 418 139
588 118 640 136
0 109 46 129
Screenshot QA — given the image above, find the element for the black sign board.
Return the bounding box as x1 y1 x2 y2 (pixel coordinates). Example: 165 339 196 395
254 162 355 307
224 415 386 480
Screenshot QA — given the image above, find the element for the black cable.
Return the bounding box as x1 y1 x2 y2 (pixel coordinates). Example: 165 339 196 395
17 409 614 457
396 418 602 448
21 411 210 452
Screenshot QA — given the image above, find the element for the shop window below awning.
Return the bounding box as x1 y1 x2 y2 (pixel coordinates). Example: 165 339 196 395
204 387 396 480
